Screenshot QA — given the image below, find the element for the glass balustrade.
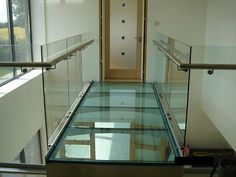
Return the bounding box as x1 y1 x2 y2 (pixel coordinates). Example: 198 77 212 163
41 32 94 143
155 33 191 142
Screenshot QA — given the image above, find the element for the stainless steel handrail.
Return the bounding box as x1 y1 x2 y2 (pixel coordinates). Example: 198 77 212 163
0 39 95 68
0 163 46 175
153 39 236 71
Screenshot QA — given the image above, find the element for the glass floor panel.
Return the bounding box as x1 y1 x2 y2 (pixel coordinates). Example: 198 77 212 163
82 93 159 108
89 82 155 93
70 107 166 129
47 82 181 165
50 127 175 163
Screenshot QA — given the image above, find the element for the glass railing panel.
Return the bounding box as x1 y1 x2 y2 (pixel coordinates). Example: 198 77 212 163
165 93 188 109
157 32 191 63
41 32 95 143
67 53 84 106
67 34 83 51
67 32 94 107
156 33 191 145
89 82 155 93
0 67 13 85
43 60 69 139
157 32 169 51
66 32 93 51
70 107 166 129
49 127 176 163
81 93 159 108
171 108 187 134
41 39 67 63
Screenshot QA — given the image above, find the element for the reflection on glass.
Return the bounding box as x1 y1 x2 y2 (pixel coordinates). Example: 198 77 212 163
157 32 191 63
46 82 181 165
44 60 70 138
42 32 94 142
41 32 92 63
42 39 67 63
0 67 13 85
70 107 165 129
82 93 159 108
68 53 85 105
51 128 174 163
157 33 190 140
89 82 154 93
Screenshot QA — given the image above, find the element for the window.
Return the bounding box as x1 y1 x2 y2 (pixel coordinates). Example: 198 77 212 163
0 0 32 86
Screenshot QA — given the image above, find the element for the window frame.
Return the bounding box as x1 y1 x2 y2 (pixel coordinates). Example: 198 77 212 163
0 0 33 87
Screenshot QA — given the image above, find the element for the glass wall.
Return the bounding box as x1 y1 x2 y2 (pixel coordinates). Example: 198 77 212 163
0 0 32 85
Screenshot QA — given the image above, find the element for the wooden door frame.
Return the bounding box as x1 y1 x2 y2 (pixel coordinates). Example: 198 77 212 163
100 0 147 82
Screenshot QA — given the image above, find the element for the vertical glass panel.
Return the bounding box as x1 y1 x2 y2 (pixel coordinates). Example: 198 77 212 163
156 33 191 139
41 39 67 63
110 0 137 69
42 33 94 142
67 35 84 105
43 60 69 139
0 67 13 84
67 34 82 51
68 53 85 106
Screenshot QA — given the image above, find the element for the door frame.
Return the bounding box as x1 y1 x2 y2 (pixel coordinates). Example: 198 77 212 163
100 0 147 82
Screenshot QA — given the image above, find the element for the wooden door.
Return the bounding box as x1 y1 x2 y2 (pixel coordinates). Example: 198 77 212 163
105 0 143 80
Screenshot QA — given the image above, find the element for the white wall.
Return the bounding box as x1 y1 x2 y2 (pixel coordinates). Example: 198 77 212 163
147 0 230 149
146 0 207 82
0 73 44 162
201 0 236 150
30 0 47 61
45 0 100 81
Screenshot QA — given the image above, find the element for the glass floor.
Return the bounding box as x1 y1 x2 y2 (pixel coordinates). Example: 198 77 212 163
47 82 181 164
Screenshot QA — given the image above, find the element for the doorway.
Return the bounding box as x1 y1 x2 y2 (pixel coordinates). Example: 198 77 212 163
103 0 145 81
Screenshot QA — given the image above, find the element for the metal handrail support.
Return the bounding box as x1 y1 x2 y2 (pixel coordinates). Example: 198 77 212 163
0 39 95 68
0 163 46 175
